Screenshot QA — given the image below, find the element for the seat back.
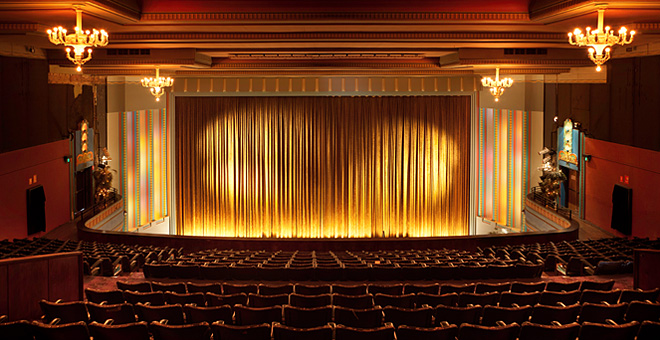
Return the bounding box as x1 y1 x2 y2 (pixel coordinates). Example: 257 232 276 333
578 321 639 340
415 293 458 308
294 284 331 296
183 305 233 324
333 306 384 328
135 303 185 325
578 302 628 324
223 283 258 295
335 324 395 340
116 281 152 292
481 305 532 326
187 282 222 294
544 282 580 292
510 282 546 293
580 280 615 291
123 291 166 306
619 288 660 303
382 306 433 327
457 323 520 340
211 322 272 340
272 322 333 340
88 321 150 340
374 293 416 308
333 284 368 296
289 293 332 308
333 294 374 309
85 288 125 305
403 284 440 295
259 284 294 296
149 321 211 340
518 321 580 340
247 293 289 307
395 324 458 340
440 284 476 294
87 302 137 324
283 305 333 328
538 290 580 306
165 292 206 306
529 304 580 325
0 320 34 340
369 284 404 296
475 282 511 294
434 305 482 326
39 300 89 324
579 289 622 304
499 292 541 307
234 305 283 325
637 320 660 340
206 293 248 307
32 321 91 340
151 282 187 294
457 292 500 307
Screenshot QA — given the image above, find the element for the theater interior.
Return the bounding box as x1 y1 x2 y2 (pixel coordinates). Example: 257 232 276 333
1 1 660 339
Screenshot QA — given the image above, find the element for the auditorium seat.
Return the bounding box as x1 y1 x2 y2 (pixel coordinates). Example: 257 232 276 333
88 321 151 340
144 263 172 279
434 305 482 326
518 321 580 340
165 292 206 306
123 291 166 306
170 263 201 279
529 304 580 325
395 324 458 340
333 306 384 328
135 303 185 325
382 306 434 327
332 294 374 309
415 292 458 308
440 283 476 294
187 282 222 294
545 282 581 292
211 321 272 340
335 323 396 340
206 293 248 307
456 322 520 340
85 288 126 305
0 319 34 340
272 323 333 340
87 302 137 324
294 284 331 296
457 292 500 307
39 300 89 324
289 293 332 308
369 284 404 296
510 281 546 293
580 289 622 304
223 283 258 295
403 283 439 295
151 282 187 294
374 293 416 308
623 301 660 323
283 305 333 328
184 305 233 324
499 291 541 307
538 290 581 306
475 282 511 294
580 280 615 291
32 321 90 340
247 293 289 307
116 281 152 293
234 305 283 325
618 288 660 303
149 321 211 340
578 302 628 324
259 284 294 296
481 305 533 326
637 320 660 340
578 321 639 340
333 284 368 296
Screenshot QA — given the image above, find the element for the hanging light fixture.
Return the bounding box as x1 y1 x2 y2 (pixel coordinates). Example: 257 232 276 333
47 6 108 72
568 5 635 71
141 67 174 101
481 68 513 102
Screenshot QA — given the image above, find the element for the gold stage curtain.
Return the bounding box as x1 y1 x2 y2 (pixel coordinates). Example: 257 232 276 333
175 96 470 238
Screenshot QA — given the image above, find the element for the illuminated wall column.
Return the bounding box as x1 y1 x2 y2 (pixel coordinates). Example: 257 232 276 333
478 108 529 230
121 109 170 230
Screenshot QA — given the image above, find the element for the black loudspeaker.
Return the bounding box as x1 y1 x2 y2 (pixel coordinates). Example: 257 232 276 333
611 184 632 235
26 185 46 235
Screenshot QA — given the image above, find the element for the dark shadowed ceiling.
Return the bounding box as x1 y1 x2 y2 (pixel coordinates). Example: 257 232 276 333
0 0 659 76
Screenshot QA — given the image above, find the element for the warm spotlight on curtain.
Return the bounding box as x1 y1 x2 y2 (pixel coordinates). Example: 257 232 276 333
175 96 470 238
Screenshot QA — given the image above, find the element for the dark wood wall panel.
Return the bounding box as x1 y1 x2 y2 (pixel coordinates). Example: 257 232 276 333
48 256 83 302
0 265 7 317
8 261 48 321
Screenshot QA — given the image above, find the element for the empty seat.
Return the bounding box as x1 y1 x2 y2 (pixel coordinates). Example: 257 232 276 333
289 293 332 308
415 293 458 308
481 305 532 326
223 283 258 295
403 283 440 295
272 322 333 340
283 305 333 328
335 323 396 340
151 282 187 294
88 321 151 340
0 319 35 340
383 306 433 327
333 284 368 296
206 293 248 307
333 306 384 328
637 320 660 340
457 292 500 307
545 282 580 292
510 282 546 293
518 321 580 340
165 292 206 306
578 302 628 324
87 302 137 324
32 320 91 340
475 282 511 294
39 300 89 324
187 282 223 294
369 284 404 296
135 303 185 325
618 288 660 303
294 284 331 296
578 321 639 340
434 305 482 326
234 305 283 325
374 293 415 308
395 324 458 340
624 301 660 323
580 280 615 291
456 322 520 340
440 284 475 294
149 321 211 340
210 321 271 340
538 290 580 306
259 284 294 296
144 264 172 279
123 291 166 306
184 305 233 324
580 289 621 304
116 281 152 292
85 288 125 305
529 304 580 325
499 291 541 307
247 293 288 307
333 294 374 309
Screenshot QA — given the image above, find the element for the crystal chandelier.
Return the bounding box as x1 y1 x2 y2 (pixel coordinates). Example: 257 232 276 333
568 6 635 71
141 68 174 102
481 68 513 102
47 6 108 72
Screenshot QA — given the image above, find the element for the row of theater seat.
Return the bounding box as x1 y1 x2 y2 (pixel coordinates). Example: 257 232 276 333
38 299 660 328
2 316 659 340
90 287 660 310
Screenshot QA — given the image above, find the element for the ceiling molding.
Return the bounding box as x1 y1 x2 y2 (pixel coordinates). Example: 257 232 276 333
457 58 592 66
174 69 474 76
141 11 529 23
0 1 140 24
497 68 571 74
530 0 660 23
48 72 106 85
230 53 426 59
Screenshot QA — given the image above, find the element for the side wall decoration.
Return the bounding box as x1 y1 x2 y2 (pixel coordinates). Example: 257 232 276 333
120 109 170 231
477 108 529 231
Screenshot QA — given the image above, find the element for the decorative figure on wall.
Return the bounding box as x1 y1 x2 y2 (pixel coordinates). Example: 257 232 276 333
94 147 115 203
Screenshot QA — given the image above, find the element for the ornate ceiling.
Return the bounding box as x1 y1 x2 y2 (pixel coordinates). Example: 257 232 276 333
1 0 659 76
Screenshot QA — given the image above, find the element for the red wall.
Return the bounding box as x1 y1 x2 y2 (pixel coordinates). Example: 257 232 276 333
584 138 660 238
0 140 71 240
